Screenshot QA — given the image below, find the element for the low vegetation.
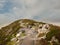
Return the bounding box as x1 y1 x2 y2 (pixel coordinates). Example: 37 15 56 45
0 19 60 45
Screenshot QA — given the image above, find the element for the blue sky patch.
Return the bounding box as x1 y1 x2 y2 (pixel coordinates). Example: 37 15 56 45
0 0 13 14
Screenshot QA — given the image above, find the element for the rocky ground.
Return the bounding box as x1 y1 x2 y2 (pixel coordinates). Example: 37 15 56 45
0 19 60 45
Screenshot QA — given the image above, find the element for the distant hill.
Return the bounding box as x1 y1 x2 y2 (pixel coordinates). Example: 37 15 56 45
0 19 60 45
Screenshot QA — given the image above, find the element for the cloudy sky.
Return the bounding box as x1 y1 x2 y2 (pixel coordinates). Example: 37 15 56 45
0 0 60 26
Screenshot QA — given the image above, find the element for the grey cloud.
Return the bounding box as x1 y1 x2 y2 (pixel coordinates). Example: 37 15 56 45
0 0 60 26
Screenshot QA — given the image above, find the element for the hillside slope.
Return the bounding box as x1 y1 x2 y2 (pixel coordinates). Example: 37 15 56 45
0 19 60 45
